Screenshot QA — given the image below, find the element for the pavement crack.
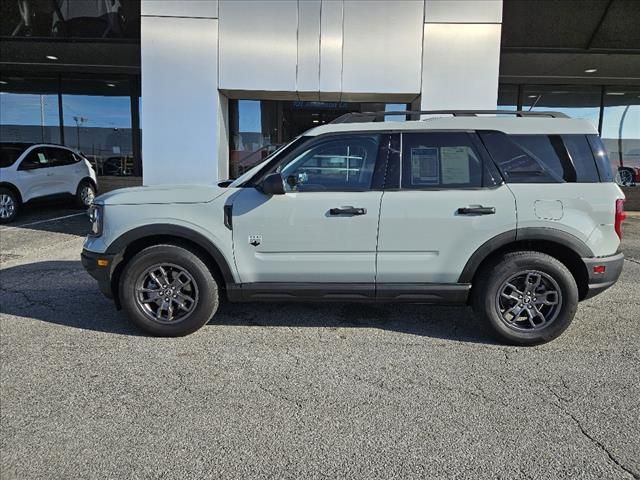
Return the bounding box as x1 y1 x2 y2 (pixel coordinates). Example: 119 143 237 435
548 394 639 479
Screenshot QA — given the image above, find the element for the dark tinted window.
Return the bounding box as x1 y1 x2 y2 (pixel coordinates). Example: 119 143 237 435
20 147 52 169
400 132 484 189
0 145 26 168
277 135 380 192
48 148 77 167
587 135 615 182
561 135 600 182
479 131 561 183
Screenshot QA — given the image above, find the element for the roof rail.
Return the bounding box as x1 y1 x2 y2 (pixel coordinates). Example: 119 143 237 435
330 110 569 124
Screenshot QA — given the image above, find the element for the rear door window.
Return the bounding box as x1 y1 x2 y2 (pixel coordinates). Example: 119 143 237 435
560 135 600 182
400 132 484 189
47 148 77 167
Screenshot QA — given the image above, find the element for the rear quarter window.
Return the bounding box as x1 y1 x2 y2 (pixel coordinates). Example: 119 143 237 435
586 135 615 182
479 131 602 183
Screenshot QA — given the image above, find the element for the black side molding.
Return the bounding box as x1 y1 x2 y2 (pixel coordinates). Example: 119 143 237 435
227 282 470 304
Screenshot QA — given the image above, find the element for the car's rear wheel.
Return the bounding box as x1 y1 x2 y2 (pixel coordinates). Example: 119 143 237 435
120 244 219 336
0 188 19 224
472 251 578 345
75 180 96 208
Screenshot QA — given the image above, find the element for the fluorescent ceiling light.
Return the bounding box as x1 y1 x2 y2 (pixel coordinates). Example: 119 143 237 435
528 95 538 98
312 120 320 123
606 92 625 96
0 80 7 85
584 68 597 73
45 55 58 60
106 83 116 87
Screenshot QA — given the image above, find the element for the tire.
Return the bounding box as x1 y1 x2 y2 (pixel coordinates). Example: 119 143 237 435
472 251 578 345
0 188 19 224
119 244 219 336
75 180 96 208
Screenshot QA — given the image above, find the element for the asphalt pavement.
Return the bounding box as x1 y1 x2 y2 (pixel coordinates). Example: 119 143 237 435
1 207 639 479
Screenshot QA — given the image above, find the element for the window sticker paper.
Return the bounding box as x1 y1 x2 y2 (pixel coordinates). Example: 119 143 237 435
441 146 470 184
410 147 439 185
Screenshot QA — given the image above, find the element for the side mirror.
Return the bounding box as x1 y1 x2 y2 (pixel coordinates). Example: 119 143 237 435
259 173 285 195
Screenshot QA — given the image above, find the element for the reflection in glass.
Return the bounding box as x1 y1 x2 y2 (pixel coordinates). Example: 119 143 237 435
498 84 518 111
522 85 601 129
0 76 60 143
228 100 409 178
0 0 140 39
601 87 640 184
61 78 133 177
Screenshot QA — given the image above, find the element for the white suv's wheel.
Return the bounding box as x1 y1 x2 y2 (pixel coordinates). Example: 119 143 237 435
119 244 219 336
472 251 578 345
0 188 19 224
75 180 96 208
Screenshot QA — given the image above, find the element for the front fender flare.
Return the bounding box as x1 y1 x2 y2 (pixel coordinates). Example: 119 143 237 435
105 223 236 286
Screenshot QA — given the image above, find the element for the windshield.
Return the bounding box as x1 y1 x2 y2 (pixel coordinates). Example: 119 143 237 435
0 145 28 168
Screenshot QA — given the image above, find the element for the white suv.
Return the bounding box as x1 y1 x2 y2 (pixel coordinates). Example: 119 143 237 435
82 111 626 345
0 142 98 223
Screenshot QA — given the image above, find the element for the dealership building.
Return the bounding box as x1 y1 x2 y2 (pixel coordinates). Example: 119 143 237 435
1 0 639 186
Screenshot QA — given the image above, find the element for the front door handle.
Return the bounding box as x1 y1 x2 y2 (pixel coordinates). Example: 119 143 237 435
329 206 367 216
457 205 496 215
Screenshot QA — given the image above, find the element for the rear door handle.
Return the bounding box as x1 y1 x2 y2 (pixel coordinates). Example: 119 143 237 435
457 206 496 215
329 206 367 216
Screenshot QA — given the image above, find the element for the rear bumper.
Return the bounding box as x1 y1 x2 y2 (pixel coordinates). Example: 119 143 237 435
582 252 624 300
81 249 116 299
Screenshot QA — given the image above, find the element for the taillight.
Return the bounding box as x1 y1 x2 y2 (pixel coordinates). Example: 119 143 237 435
615 199 626 240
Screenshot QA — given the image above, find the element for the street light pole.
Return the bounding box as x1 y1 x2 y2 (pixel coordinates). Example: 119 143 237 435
73 116 87 150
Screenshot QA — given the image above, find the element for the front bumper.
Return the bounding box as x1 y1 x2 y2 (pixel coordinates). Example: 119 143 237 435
81 249 117 299
582 252 625 300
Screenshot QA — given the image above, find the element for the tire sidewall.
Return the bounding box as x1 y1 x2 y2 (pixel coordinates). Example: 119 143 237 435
120 245 219 336
476 252 578 345
76 181 96 208
0 188 19 224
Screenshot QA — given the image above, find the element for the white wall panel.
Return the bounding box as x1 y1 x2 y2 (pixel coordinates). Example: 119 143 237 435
319 0 343 97
141 0 218 18
218 0 298 92
142 17 219 185
341 0 423 94
297 0 321 96
425 0 502 23
421 23 501 110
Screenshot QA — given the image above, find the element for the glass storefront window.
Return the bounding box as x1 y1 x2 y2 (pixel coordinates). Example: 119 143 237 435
0 76 60 143
521 85 601 129
61 78 133 177
0 0 140 39
601 87 640 179
228 99 410 178
498 84 518 111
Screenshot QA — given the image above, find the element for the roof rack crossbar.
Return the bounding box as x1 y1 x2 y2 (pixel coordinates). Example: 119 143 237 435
330 110 569 124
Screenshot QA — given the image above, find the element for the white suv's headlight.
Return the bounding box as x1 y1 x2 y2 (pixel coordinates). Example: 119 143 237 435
87 204 103 237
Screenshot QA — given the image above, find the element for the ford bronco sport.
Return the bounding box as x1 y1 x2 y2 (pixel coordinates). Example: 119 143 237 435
82 110 626 345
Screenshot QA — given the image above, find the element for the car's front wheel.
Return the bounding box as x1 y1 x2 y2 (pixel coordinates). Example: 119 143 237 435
120 244 219 336
472 251 578 345
0 188 19 224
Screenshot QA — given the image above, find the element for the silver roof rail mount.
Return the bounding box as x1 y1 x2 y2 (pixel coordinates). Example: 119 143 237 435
330 110 569 124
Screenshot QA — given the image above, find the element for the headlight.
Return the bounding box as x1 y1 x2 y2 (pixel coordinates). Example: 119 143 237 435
87 204 103 237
